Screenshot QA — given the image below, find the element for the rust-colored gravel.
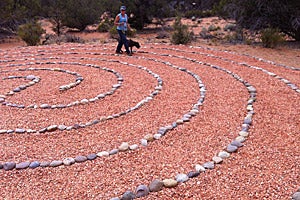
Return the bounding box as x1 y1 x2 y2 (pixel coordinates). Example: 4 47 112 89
0 41 299 200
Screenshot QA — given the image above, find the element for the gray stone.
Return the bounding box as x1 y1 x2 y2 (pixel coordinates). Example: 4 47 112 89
3 162 16 171
231 140 243 147
49 160 63 167
187 171 200 178
203 162 215 169
129 144 139 150
149 179 164 192
195 164 206 172
26 75 36 80
87 154 97 160
135 185 149 198
120 191 135 200
13 87 21 92
29 161 40 169
110 198 120 200
40 104 51 109
292 192 300 200
227 144 238 153
75 156 87 163
212 156 223 164
218 151 230 159
15 128 25 134
58 125 67 130
63 158 75 166
140 139 148 146
176 174 189 183
16 161 31 169
40 161 50 167
109 149 119 155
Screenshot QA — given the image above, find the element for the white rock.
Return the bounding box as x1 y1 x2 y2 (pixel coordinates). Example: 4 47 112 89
97 151 109 157
195 164 206 172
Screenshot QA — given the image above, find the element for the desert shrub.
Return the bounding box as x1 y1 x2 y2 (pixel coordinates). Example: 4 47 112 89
65 34 84 43
171 16 193 45
17 21 45 46
223 28 245 44
260 28 284 48
97 18 114 33
156 31 169 39
199 27 213 39
224 23 236 32
42 34 84 45
185 10 214 18
208 24 220 32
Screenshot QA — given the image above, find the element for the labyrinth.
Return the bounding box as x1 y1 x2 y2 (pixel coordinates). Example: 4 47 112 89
0 42 299 199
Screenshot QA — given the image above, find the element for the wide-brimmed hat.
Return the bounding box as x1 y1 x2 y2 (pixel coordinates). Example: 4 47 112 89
120 6 126 11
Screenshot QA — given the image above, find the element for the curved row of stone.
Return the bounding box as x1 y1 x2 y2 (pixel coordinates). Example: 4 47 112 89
1 62 122 109
106 48 257 199
1 45 297 199
189 45 300 71
154 46 300 93
108 45 297 199
0 58 166 135
110 46 299 200
0 52 205 171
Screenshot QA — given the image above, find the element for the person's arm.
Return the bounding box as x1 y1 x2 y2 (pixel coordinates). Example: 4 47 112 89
114 15 124 26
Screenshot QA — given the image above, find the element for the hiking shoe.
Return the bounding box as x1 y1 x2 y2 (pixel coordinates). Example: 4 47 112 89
127 52 132 56
115 50 123 54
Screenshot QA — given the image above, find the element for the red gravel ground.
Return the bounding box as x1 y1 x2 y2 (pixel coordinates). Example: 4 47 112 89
0 39 299 200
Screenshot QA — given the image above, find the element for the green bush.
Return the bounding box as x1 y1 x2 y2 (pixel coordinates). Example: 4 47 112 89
18 21 45 46
260 28 284 48
199 27 213 39
185 10 214 18
97 18 114 33
208 24 220 32
171 17 193 45
223 23 236 32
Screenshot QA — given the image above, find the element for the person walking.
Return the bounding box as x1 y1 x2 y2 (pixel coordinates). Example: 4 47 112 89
114 5 132 56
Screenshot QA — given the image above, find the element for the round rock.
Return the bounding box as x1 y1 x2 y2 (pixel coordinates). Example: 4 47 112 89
119 142 129 151
227 144 238 153
163 179 178 188
3 162 16 171
120 191 135 200
29 161 40 169
292 192 300 200
187 171 200 178
135 185 150 198
16 161 31 170
49 160 63 167
75 156 87 163
63 158 75 166
176 174 189 183
87 154 97 160
149 179 164 192
203 162 215 169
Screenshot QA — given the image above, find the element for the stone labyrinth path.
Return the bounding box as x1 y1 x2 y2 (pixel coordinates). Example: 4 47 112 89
0 43 299 199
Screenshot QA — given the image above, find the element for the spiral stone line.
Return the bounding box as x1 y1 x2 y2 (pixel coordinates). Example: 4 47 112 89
0 43 299 199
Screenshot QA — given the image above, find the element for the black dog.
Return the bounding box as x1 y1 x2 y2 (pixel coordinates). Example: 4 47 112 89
128 39 141 53
119 39 141 54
